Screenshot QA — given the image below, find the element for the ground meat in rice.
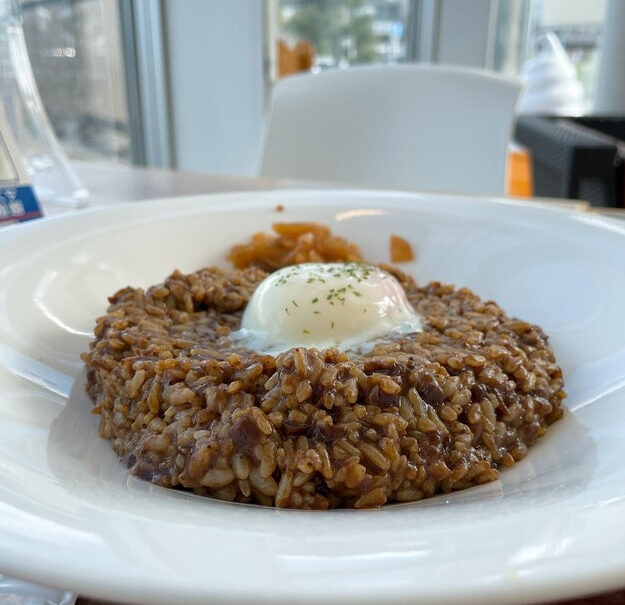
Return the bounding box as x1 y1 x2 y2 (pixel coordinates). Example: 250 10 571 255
81 264 565 509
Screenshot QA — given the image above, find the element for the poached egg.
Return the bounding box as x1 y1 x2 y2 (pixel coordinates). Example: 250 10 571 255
234 262 421 354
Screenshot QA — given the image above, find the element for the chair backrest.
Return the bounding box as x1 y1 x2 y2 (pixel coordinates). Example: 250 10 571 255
259 64 521 196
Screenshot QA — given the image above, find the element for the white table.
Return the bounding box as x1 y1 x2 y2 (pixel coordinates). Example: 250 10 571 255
41 161 326 215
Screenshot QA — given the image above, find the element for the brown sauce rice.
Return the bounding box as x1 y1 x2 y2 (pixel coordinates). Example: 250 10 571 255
81 226 565 509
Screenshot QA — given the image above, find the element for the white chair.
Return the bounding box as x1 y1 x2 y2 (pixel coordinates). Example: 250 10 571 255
259 64 521 196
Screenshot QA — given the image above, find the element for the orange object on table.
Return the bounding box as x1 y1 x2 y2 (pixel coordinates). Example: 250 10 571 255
507 142 533 197
277 39 315 78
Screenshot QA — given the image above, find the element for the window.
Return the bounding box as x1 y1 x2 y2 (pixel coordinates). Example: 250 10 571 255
19 0 131 162
494 0 607 105
493 0 531 76
528 0 606 103
276 0 412 72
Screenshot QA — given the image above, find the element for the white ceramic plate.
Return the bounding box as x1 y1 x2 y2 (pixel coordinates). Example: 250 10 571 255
1 189 625 605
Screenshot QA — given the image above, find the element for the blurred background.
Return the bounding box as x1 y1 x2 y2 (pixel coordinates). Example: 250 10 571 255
15 0 609 175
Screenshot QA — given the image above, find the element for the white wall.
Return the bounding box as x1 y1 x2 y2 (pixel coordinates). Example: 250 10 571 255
436 0 496 68
163 1 266 175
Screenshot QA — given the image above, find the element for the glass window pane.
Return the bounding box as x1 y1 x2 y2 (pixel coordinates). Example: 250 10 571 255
529 0 606 103
494 0 607 106
278 0 411 72
493 0 530 76
20 0 131 162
